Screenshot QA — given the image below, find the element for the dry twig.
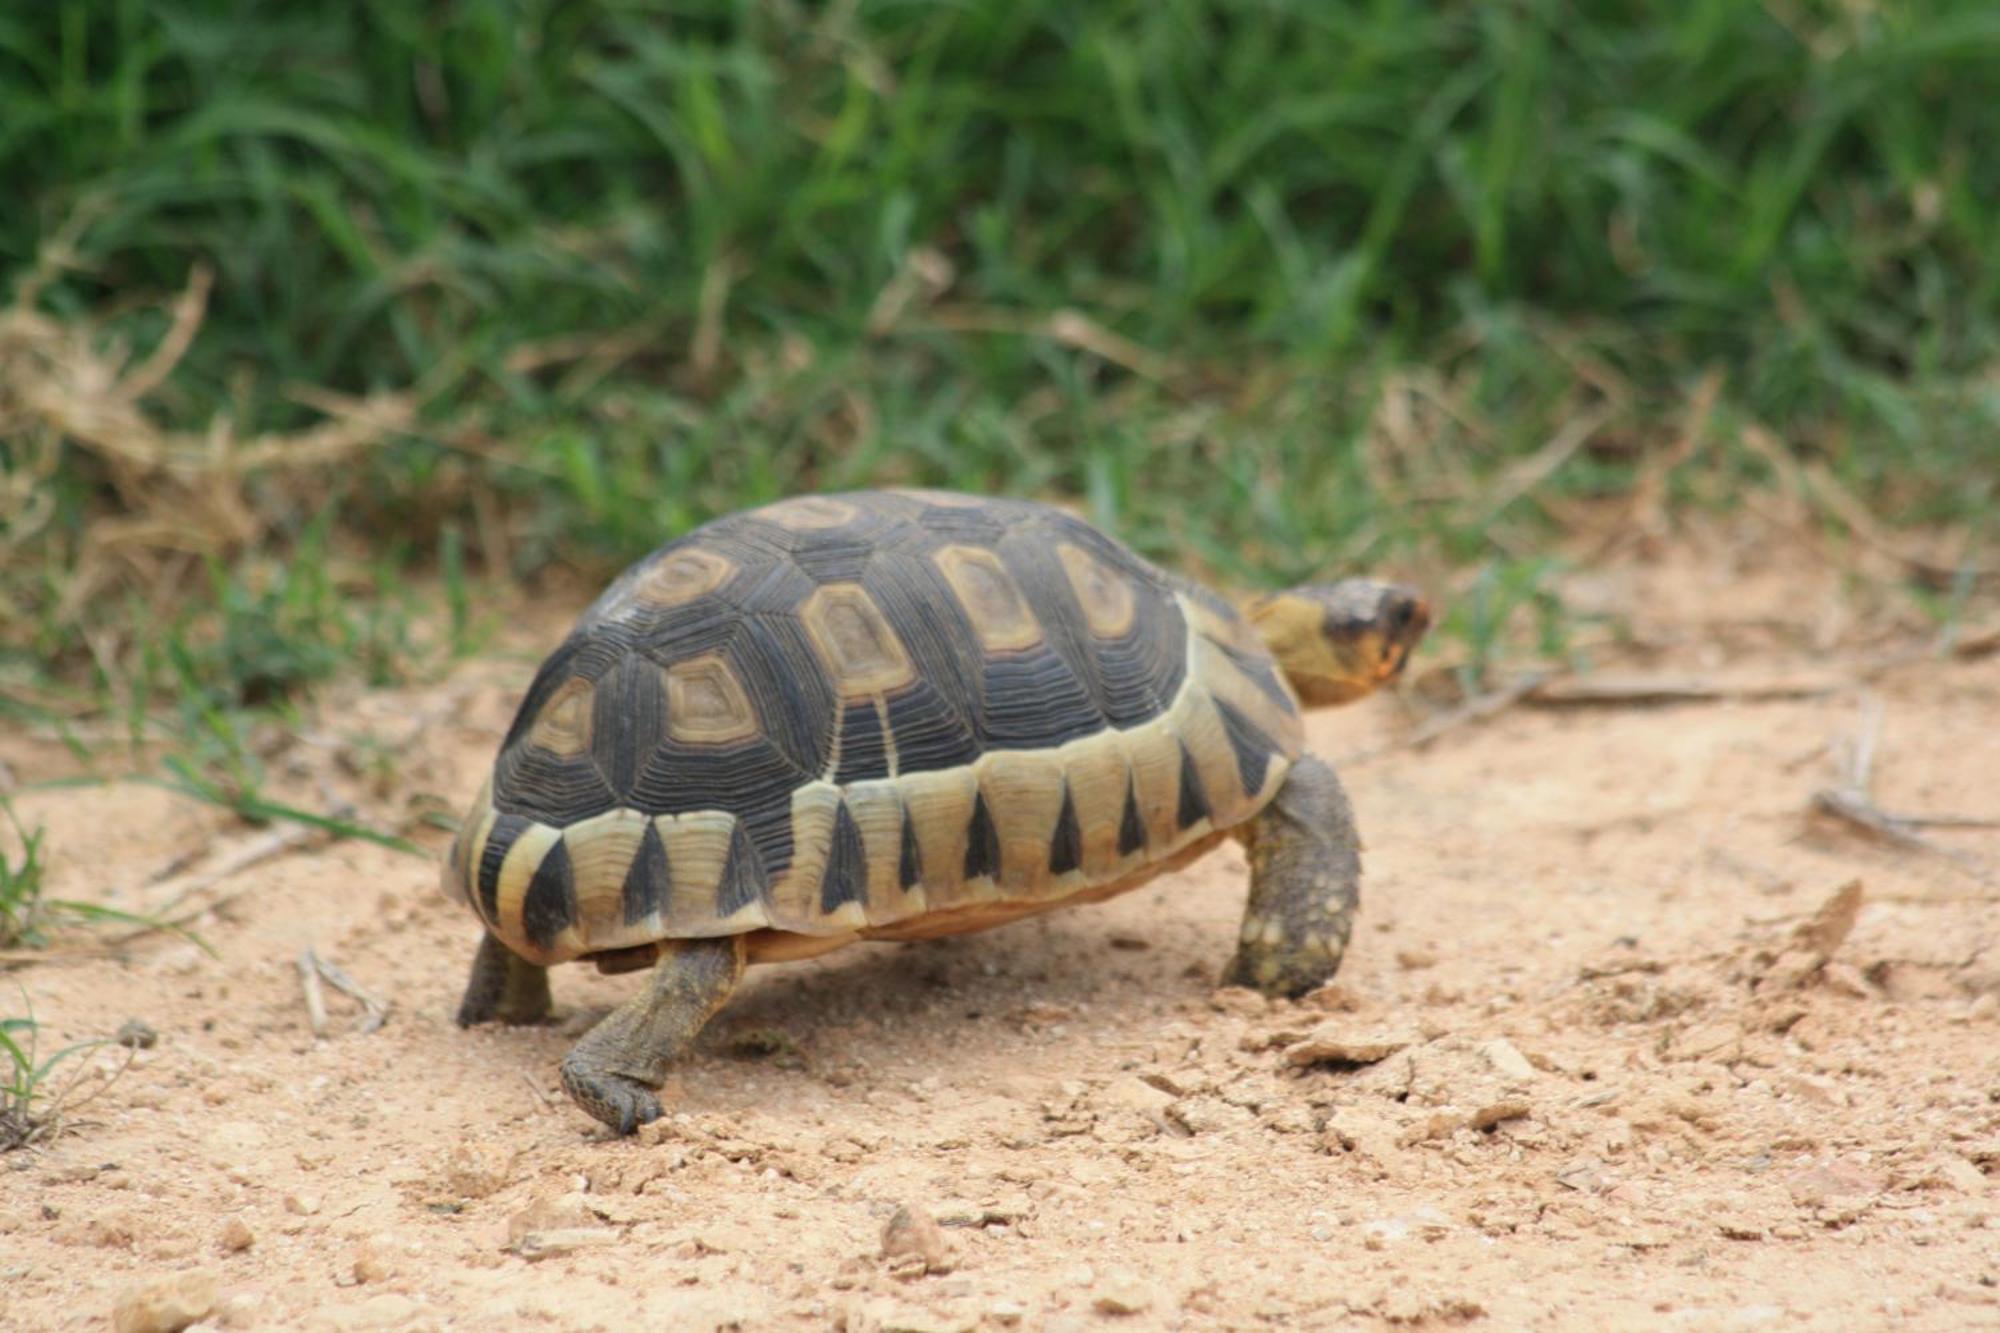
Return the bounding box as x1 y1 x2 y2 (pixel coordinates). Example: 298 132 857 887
1406 671 1551 751
1524 671 1849 708
1809 698 1996 889
298 947 388 1037
297 949 330 1038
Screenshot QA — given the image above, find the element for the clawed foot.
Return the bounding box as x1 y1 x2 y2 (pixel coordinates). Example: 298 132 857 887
1221 940 1347 1000
559 1058 663 1135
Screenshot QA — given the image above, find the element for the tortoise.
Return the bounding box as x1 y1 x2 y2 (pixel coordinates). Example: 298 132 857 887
443 490 1429 1132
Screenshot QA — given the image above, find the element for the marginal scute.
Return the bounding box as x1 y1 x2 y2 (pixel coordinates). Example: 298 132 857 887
773 782 842 924
633 546 735 608
478 812 531 925
557 807 650 935
623 821 672 926
933 544 1041 651
655 810 738 924
1056 735 1134 876
1212 696 1275 799
979 751 1067 892
1057 541 1137 638
664 654 759 744
522 839 577 952
800 583 915 696
494 821 564 956
444 777 495 908
527 677 594 757
716 820 767 918
832 781 909 920
896 766 979 907
1123 720 1185 850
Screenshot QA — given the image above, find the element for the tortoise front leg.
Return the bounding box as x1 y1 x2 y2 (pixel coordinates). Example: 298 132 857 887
455 931 553 1027
1221 753 1361 998
559 935 746 1134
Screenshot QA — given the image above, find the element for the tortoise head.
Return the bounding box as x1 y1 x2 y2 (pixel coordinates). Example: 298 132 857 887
1244 579 1430 708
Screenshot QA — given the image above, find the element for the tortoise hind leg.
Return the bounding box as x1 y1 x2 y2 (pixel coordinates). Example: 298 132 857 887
1221 753 1361 998
456 931 553 1027
559 935 745 1134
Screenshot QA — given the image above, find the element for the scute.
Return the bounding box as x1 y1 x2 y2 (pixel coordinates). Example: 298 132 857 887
467 489 1303 966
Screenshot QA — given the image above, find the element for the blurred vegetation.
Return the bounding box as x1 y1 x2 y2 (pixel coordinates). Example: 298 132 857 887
3 0 1999 721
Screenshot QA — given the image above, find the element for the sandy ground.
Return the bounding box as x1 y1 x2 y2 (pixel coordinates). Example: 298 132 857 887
3 530 1998 1332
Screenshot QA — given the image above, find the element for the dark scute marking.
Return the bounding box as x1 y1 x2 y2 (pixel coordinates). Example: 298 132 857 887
835 699 891 784
791 538 877 584
914 504 1004 542
979 648 1104 749
493 627 622 826
898 809 922 890
717 820 767 916
492 744 616 828
1212 697 1275 797
522 839 577 952
478 814 531 924
964 792 1002 881
882 680 984 773
1117 778 1147 856
859 550 985 756
1205 633 1298 717
995 518 1180 730
730 615 834 779
592 653 667 799
497 621 637 755
820 804 868 913
1049 784 1083 876
720 548 820 616
1176 741 1210 830
622 822 672 925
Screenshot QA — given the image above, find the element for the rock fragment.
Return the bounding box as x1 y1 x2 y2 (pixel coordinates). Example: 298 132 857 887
1285 1027 1414 1068
880 1203 951 1275
1092 1274 1151 1315
112 1271 218 1333
1478 1038 1536 1082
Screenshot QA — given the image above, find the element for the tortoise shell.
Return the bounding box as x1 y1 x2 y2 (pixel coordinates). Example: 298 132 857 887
445 490 1304 967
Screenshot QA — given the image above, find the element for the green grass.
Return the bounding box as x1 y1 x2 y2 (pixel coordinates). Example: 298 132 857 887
4 0 1999 721
0 996 121 1151
0 795 220 951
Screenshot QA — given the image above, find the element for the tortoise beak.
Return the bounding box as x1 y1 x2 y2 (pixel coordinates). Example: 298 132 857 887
1374 593 1430 680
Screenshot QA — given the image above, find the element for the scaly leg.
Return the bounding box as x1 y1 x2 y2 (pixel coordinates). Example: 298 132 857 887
559 935 746 1134
455 931 553 1027
1221 753 1361 998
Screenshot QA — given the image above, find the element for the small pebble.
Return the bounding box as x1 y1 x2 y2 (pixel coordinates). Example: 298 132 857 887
217 1218 254 1253
351 1246 395 1284
112 1270 218 1333
505 1194 595 1250
115 1019 159 1050
284 1193 321 1217
880 1204 950 1273
1093 1275 1151 1316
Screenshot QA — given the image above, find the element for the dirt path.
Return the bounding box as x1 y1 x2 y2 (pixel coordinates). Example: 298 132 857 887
4 538 1997 1331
